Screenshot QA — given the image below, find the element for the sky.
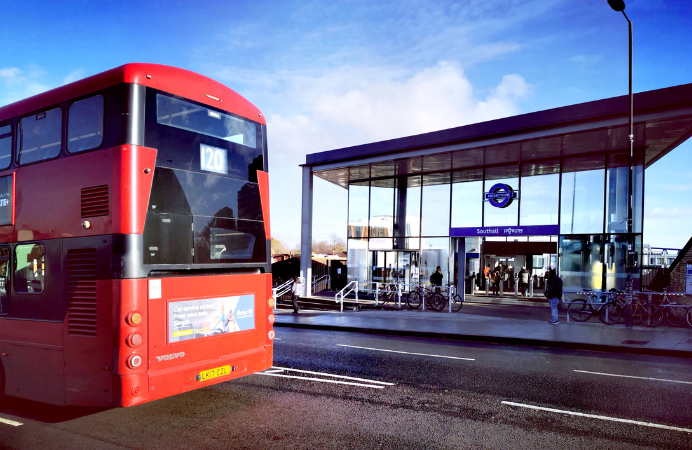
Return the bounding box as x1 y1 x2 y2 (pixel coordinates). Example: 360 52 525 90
1 0 691 250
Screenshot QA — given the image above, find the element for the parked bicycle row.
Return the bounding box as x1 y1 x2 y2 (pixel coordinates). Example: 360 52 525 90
375 281 464 312
564 289 692 327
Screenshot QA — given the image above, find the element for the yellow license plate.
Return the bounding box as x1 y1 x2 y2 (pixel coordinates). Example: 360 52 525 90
199 365 231 381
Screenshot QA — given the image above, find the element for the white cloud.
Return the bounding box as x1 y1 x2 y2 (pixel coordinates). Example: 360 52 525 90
63 68 86 85
0 65 51 106
254 61 531 247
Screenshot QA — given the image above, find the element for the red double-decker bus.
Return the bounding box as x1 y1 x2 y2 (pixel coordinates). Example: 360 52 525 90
0 63 275 407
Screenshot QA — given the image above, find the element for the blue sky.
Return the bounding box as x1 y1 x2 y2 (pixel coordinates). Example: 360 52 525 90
1 0 691 249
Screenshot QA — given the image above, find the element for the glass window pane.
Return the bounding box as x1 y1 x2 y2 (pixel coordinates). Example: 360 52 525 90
68 95 104 153
422 183 450 236
0 245 8 315
519 173 559 225
484 177 518 227
421 237 449 286
348 182 369 238
347 238 368 285
14 243 45 293
0 124 11 170
560 170 605 234
369 181 394 238
394 176 421 238
18 107 62 165
451 180 482 227
559 235 603 292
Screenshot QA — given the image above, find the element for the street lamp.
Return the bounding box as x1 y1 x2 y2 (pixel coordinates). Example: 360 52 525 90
607 0 634 327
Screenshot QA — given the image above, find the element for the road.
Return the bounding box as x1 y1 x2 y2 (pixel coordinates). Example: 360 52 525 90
0 328 691 449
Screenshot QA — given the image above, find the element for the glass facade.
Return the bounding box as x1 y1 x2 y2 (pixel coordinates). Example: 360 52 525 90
344 150 644 293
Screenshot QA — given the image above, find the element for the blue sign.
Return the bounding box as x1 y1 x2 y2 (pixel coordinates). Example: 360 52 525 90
450 225 560 237
484 183 517 208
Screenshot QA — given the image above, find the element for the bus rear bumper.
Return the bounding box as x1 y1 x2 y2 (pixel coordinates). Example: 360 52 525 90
117 345 272 407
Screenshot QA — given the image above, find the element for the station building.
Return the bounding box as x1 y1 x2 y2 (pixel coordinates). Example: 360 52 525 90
299 83 692 297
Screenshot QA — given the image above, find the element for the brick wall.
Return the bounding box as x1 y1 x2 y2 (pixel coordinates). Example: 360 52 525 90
670 242 692 292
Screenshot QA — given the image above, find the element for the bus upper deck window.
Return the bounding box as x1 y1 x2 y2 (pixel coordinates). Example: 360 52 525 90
68 95 104 153
18 108 62 165
0 124 11 170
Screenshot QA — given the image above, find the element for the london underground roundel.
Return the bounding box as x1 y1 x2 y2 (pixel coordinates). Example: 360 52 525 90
484 183 517 208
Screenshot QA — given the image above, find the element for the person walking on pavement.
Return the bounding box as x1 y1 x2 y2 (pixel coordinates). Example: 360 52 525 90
544 268 563 324
290 276 302 313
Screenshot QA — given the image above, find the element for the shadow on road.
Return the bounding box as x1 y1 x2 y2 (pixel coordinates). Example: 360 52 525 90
0 396 111 423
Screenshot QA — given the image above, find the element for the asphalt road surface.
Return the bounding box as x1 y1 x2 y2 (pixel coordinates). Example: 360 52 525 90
0 328 691 449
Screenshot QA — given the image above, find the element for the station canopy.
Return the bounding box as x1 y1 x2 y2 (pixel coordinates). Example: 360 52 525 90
307 83 692 189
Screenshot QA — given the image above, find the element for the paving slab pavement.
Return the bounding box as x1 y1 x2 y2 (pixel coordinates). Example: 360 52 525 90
273 308 692 358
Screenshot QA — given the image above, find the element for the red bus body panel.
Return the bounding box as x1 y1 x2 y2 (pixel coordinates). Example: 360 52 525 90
0 63 265 125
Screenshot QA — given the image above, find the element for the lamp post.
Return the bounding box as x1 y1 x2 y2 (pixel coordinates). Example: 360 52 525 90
607 0 634 327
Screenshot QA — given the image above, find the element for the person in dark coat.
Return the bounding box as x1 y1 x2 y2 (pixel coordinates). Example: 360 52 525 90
544 268 563 324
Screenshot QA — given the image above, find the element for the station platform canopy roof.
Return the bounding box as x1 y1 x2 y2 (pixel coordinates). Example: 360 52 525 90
305 83 692 189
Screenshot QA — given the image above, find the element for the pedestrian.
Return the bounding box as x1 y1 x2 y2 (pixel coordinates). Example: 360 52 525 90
430 266 443 293
492 269 500 295
290 276 302 313
519 266 529 295
544 268 563 324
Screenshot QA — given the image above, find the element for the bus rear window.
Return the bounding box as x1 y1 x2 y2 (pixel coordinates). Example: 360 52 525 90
156 95 257 148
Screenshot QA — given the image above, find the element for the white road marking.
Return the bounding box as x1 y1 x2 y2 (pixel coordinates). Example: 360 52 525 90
501 401 692 433
257 372 385 389
574 370 692 385
338 344 475 361
269 366 395 385
0 417 23 427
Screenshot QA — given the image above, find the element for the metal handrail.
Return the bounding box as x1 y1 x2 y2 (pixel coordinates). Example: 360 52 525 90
335 280 359 313
312 275 330 293
271 279 295 312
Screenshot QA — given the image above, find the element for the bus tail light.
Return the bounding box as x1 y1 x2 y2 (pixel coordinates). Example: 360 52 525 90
126 311 142 326
268 314 275 324
268 330 275 340
127 354 143 370
127 333 143 348
268 296 275 308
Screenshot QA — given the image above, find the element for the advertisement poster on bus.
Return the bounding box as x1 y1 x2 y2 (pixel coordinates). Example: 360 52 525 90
168 295 255 343
0 175 13 225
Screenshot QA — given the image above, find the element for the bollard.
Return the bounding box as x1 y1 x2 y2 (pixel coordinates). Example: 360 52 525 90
529 279 534 298
499 279 504 296
514 277 519 297
486 277 490 296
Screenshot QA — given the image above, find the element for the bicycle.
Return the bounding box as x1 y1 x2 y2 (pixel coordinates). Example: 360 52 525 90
638 290 689 328
567 289 619 324
406 284 445 311
439 284 463 312
376 281 401 306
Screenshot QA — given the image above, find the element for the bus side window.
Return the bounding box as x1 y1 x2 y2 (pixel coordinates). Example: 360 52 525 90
68 95 104 153
0 245 9 315
17 107 62 166
0 124 11 170
14 243 45 294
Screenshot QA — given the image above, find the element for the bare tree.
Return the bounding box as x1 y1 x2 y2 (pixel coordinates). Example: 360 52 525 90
312 241 331 255
329 234 346 252
271 238 287 255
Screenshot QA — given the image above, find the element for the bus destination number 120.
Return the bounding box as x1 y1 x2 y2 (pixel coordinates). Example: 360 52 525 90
200 144 228 175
